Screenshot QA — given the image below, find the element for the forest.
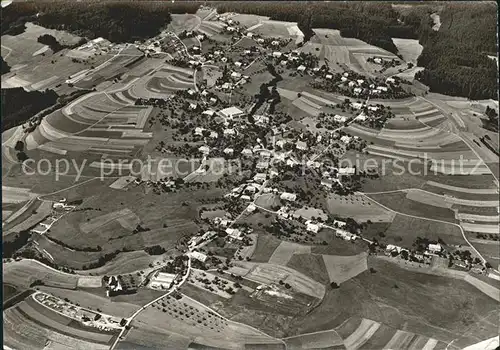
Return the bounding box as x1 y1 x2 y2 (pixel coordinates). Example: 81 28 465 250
1 1 201 42
413 3 498 100
1 88 59 132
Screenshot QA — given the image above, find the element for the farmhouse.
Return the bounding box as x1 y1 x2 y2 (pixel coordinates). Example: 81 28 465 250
296 140 308 151
150 272 176 290
340 76 347 82
280 192 297 202
386 77 395 84
231 71 242 80
355 112 367 121
223 147 234 155
333 219 347 228
428 243 442 253
334 115 347 123
351 102 363 109
224 128 236 136
340 135 352 144
338 167 356 176
386 244 403 254
247 32 254 38
234 61 243 68
254 173 267 183
377 86 388 92
336 229 357 241
219 106 244 119
297 65 306 72
187 251 208 262
199 145 210 154
202 109 215 116
254 114 270 125
242 148 253 156
326 74 333 80
354 87 362 95
305 220 320 233
194 127 206 136
271 40 280 46
226 228 243 240
273 51 282 58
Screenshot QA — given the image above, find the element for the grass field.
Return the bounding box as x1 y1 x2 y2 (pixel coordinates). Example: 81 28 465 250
286 256 498 348
284 329 344 349
367 191 458 223
251 234 283 262
379 214 465 247
3 260 79 289
268 241 311 265
286 253 330 285
322 253 368 284
327 194 396 223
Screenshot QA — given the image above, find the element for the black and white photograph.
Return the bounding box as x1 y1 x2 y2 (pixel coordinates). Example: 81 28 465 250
1 1 499 349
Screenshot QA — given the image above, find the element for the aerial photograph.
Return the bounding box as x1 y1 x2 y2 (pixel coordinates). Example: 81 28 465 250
1 1 499 349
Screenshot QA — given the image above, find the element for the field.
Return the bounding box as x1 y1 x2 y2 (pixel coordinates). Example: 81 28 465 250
3 296 116 350
38 286 141 318
327 194 396 222
284 329 344 349
378 214 466 247
129 293 282 349
3 259 79 289
268 241 311 265
286 256 498 348
286 253 331 285
251 234 283 262
2 186 39 203
322 253 368 284
79 208 140 233
229 261 326 300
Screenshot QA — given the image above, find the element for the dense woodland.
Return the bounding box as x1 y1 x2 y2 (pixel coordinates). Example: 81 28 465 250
1 1 201 42
413 3 498 100
1 88 58 132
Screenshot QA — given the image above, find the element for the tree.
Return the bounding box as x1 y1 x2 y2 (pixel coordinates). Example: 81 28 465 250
330 282 339 289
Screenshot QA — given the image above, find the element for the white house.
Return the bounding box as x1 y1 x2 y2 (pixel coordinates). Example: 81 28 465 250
348 81 356 88
295 140 308 151
246 32 254 38
209 131 218 138
428 243 442 253
189 102 198 110
340 76 347 82
271 40 280 46
223 128 236 136
351 102 363 109
357 79 364 85
187 251 207 262
223 147 234 155
306 220 320 233
231 71 242 79
280 192 297 202
297 65 306 72
368 106 379 111
386 77 395 84
242 148 253 156
256 38 265 43
198 145 210 154
354 87 362 95
272 51 282 58
334 115 347 123
219 106 244 119
253 173 267 183
338 167 356 176
226 228 243 240
202 109 215 117
254 114 269 125
374 57 382 64
194 127 206 136
340 135 352 144
355 112 367 121
221 57 228 63
333 220 347 228
234 61 242 68
377 86 388 92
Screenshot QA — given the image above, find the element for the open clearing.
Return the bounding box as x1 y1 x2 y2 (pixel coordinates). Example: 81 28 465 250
3 260 79 289
284 329 344 349
79 208 140 233
322 253 368 284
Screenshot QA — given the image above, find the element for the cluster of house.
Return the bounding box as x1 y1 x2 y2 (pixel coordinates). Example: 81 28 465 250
384 242 443 262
